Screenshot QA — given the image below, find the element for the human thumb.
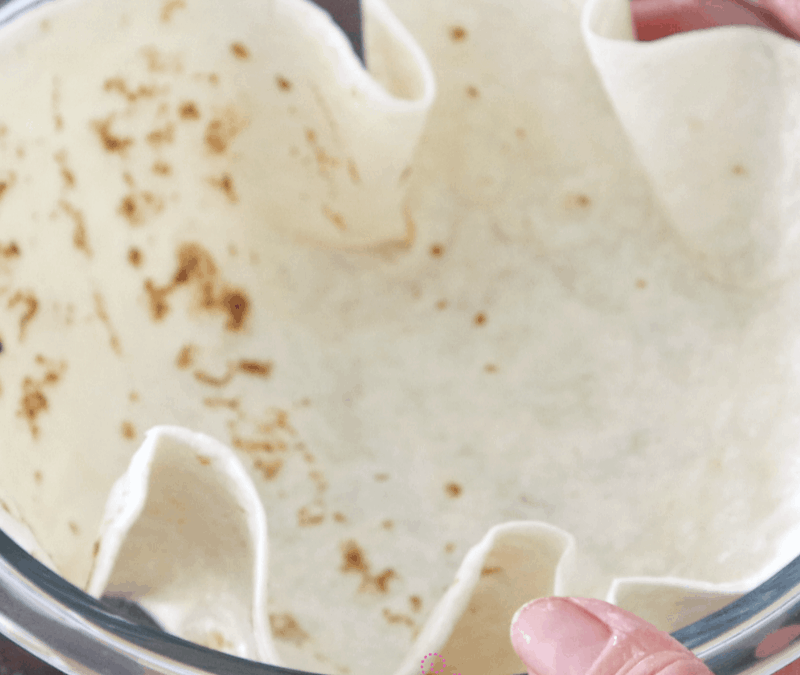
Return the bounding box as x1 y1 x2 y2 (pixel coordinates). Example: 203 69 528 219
510 597 712 675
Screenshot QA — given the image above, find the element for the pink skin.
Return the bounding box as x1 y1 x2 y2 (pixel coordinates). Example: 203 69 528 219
510 597 800 675
631 0 800 41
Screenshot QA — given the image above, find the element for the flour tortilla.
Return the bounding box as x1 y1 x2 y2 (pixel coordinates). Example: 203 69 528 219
1 0 800 674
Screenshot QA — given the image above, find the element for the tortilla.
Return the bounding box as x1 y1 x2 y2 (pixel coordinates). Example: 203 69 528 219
1 0 800 673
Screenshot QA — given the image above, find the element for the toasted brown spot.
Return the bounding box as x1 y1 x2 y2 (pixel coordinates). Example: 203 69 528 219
178 102 200 121
635 278 647 289
9 291 38 341
430 244 444 257
473 312 486 326
466 85 479 98
445 542 455 553
146 123 174 146
129 391 139 402
341 540 367 573
269 614 310 645
92 117 133 154
231 42 250 59
254 458 283 480
54 151 75 187
435 299 448 310
121 421 136 440
481 566 503 576
104 78 159 102
237 359 272 377
565 193 592 209
152 161 172 176
143 279 170 320
732 164 747 176
141 46 183 74
221 289 249 331
382 519 393 530
333 512 346 523
194 367 233 387
94 292 122 356
161 0 186 22
450 26 467 41
197 455 211 466
59 201 91 257
409 596 422 612
374 473 390 482
176 345 195 369
18 357 66 440
205 107 247 154
210 173 238 202
298 505 325 526
68 521 80 535
1 241 20 258
232 436 282 453
382 608 413 627
118 191 164 226
346 159 361 184
322 205 347 231
203 397 239 409
276 76 292 92
516 128 526 140
399 166 412 184
34 471 43 483
445 482 462 497
93 541 100 557
484 363 498 373
128 247 143 267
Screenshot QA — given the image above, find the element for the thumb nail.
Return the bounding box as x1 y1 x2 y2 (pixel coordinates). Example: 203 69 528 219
510 597 612 675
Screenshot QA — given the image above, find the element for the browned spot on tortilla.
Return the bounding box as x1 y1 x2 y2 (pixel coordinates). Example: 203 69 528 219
430 243 444 257
449 25 467 41
254 458 282 480
484 363 498 373
121 421 136 440
382 519 393 530
209 173 238 202
341 540 368 574
129 391 139 402
118 191 164 225
93 541 100 557
205 107 247 154
382 608 413 627
17 357 66 440
466 85 479 98
194 366 233 387
333 512 346 523
409 596 422 612
445 482 462 497
322 205 346 231
1 241 20 258
68 521 79 535
0 171 17 203
269 613 310 645
636 278 647 289
34 471 42 483
516 128 526 140
8 291 38 340
347 159 361 184
94 292 122 355
146 123 174 146
374 473 390 482
92 116 133 154
231 42 250 59
178 101 200 120
151 161 172 176
203 396 239 409
565 193 591 210
221 289 249 331
732 164 747 176
238 359 272 377
232 436 282 453
298 505 325 526
54 150 75 188
435 299 448 310
128 247 143 267
51 77 63 131
369 569 397 593
58 201 92 257
160 0 186 22
175 344 195 369
144 279 170 320
104 77 159 102
399 166 412 184
141 46 183 74
473 312 486 326
276 75 292 92
445 542 455 553
481 566 503 576
197 455 211 466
